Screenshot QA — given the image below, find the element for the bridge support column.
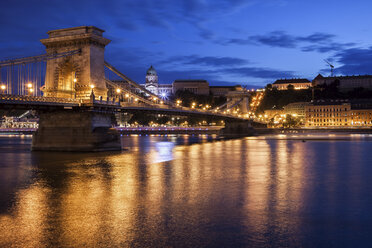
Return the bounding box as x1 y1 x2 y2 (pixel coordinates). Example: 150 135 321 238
32 110 121 151
221 120 255 138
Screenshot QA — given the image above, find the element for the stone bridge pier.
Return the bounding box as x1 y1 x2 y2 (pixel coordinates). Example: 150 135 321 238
32 109 121 151
221 120 255 138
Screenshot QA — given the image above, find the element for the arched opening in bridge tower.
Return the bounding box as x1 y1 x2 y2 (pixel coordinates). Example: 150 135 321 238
56 60 78 99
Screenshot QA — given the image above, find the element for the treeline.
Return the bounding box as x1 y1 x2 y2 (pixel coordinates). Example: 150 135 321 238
171 90 226 108
256 88 312 113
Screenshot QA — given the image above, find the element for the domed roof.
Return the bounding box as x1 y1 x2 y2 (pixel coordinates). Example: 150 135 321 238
147 65 157 76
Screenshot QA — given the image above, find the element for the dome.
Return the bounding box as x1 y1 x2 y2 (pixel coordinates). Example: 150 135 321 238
146 65 157 76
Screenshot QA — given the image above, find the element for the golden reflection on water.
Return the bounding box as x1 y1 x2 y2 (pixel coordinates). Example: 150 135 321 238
0 183 50 247
1 135 369 247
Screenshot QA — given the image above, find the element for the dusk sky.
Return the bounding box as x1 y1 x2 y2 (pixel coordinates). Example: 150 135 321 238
1 0 372 87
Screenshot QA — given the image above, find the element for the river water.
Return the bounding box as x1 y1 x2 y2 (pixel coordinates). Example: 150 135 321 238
1 134 372 247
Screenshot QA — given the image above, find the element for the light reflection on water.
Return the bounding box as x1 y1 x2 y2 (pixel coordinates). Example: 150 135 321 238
0 134 372 247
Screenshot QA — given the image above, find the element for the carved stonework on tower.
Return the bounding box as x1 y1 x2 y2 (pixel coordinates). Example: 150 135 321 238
40 26 111 100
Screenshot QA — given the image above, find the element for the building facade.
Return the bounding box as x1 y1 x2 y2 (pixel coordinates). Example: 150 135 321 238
272 78 312 90
145 65 159 95
313 74 372 92
172 80 209 95
141 66 173 98
141 66 243 97
305 100 372 127
283 102 310 117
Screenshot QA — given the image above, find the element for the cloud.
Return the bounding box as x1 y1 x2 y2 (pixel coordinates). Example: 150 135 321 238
251 31 298 48
223 31 355 53
298 32 335 43
222 67 295 79
161 55 249 67
301 42 356 53
332 46 372 75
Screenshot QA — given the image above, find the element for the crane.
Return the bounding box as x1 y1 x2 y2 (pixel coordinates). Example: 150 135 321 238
324 59 334 77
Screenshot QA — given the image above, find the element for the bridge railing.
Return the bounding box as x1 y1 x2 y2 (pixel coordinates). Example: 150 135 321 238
0 94 80 104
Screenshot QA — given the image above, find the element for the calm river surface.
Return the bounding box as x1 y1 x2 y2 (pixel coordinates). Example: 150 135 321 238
1 134 372 247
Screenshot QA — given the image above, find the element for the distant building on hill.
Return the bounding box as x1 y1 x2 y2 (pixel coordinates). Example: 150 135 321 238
209 85 243 97
172 79 210 95
272 78 312 90
312 74 372 92
139 66 246 97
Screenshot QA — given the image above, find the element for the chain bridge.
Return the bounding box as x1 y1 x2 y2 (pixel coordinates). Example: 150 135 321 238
0 26 254 151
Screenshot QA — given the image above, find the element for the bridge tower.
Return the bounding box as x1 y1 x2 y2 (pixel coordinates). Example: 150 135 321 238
226 91 250 114
40 26 110 99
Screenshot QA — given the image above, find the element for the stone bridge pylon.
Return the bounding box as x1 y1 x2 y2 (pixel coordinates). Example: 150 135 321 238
32 26 122 151
41 26 110 99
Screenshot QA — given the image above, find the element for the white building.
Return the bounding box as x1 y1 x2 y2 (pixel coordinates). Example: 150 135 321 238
142 65 173 98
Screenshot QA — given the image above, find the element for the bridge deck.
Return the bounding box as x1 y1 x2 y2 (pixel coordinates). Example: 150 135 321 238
0 94 247 121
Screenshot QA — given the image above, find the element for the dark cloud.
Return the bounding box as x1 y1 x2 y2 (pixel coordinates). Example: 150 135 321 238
301 42 356 53
297 32 335 43
223 31 355 53
222 67 295 79
251 31 297 48
161 55 249 67
332 47 372 75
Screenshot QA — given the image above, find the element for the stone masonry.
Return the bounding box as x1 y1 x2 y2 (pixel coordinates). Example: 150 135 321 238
40 26 110 100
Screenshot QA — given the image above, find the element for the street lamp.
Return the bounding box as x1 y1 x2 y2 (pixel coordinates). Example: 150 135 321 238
27 83 33 96
0 85 6 94
73 78 77 98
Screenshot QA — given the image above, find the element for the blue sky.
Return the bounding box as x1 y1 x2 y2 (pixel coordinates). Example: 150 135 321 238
1 0 372 87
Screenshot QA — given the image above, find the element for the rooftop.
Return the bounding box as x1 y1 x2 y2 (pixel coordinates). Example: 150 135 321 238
173 79 208 82
273 78 310 84
314 74 372 80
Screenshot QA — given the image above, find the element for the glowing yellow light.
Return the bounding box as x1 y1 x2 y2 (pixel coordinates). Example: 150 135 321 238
29 88 34 93
27 83 32 88
0 85 5 90
73 78 77 83
116 88 121 93
160 101 164 104
134 98 138 102
90 85 95 89
125 93 129 98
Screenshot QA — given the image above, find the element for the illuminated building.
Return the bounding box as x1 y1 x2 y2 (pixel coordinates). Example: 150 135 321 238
272 78 312 90
283 102 310 117
140 66 248 98
145 65 159 95
141 65 173 97
313 74 372 92
264 109 285 120
172 80 209 95
305 100 372 127
1 116 38 128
